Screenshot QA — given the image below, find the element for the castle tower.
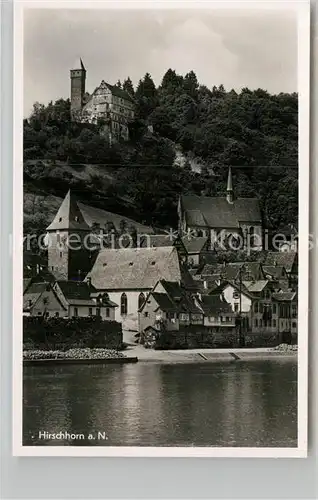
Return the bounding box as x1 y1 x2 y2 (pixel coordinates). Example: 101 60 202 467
70 58 86 119
226 166 234 204
46 190 92 281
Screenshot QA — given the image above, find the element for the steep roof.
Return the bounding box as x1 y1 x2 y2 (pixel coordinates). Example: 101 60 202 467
55 281 96 300
180 194 261 228
199 295 232 316
242 280 269 292
138 234 180 248
262 265 287 279
272 291 297 301
182 236 208 254
90 80 134 103
46 190 90 232
151 281 202 314
77 202 153 235
23 282 51 311
263 252 297 273
86 247 192 290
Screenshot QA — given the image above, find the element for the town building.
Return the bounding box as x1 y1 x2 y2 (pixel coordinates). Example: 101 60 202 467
181 235 209 268
23 282 66 317
23 280 118 320
138 280 204 336
86 246 195 330
70 58 135 142
178 167 263 251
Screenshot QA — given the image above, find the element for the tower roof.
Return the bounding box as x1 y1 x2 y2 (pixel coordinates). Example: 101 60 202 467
227 166 233 192
71 58 86 71
46 190 90 232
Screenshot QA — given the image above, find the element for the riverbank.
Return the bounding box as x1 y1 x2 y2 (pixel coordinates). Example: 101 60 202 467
122 339 297 363
23 348 138 366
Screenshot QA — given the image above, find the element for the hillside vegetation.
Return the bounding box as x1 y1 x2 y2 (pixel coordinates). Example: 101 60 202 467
24 70 298 235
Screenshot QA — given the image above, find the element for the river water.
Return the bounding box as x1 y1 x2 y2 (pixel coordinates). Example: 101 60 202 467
23 359 297 447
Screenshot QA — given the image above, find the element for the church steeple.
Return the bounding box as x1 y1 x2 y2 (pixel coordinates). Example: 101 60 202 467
226 166 234 204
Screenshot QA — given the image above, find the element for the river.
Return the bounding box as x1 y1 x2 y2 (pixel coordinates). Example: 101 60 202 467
23 359 297 447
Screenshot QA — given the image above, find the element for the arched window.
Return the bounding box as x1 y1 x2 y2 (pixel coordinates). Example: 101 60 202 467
120 293 128 315
138 292 145 310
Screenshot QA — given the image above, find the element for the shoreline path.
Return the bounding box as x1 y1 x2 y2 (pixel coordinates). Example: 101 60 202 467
122 330 297 363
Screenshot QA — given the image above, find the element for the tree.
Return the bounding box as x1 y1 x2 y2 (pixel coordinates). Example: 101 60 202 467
135 73 158 119
123 77 135 96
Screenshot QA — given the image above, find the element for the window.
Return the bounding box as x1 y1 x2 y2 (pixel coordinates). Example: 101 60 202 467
254 302 259 313
233 291 239 299
60 252 62 258
255 319 258 327
74 308 78 317
234 303 239 312
59 217 62 222
57 233 60 243
138 293 146 310
259 303 264 313
89 307 93 316
106 308 110 318
292 321 297 328
144 312 149 318
273 319 276 327
209 316 215 322
180 313 189 321
225 317 230 323
55 312 59 317
259 319 262 327
273 303 277 314
96 307 101 317
38 312 42 316
121 293 128 315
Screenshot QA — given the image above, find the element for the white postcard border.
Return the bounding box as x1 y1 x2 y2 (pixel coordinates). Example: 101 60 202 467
12 0 310 458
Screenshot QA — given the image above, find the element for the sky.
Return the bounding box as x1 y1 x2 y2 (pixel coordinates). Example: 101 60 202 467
23 7 298 117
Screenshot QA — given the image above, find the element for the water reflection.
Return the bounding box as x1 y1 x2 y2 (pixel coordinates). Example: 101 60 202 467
23 360 297 447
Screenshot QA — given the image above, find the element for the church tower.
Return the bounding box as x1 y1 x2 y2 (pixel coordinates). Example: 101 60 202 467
70 58 86 119
46 190 92 281
226 166 234 204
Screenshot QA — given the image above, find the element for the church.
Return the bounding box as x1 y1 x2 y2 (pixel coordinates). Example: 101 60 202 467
178 167 263 251
70 58 135 142
45 190 195 330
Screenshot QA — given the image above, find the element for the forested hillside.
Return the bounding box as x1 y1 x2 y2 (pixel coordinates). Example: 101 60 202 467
24 69 298 235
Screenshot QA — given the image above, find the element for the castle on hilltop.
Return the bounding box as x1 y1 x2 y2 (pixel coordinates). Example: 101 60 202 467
70 58 135 142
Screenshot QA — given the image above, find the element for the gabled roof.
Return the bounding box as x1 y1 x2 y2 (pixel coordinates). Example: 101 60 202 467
199 295 232 316
77 202 153 235
242 280 269 293
23 282 51 311
263 252 297 273
262 265 287 280
209 280 255 299
87 247 193 290
182 236 208 254
272 291 297 301
180 194 261 228
46 190 90 232
138 234 184 250
55 281 96 301
89 80 134 103
152 292 177 312
150 280 203 315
